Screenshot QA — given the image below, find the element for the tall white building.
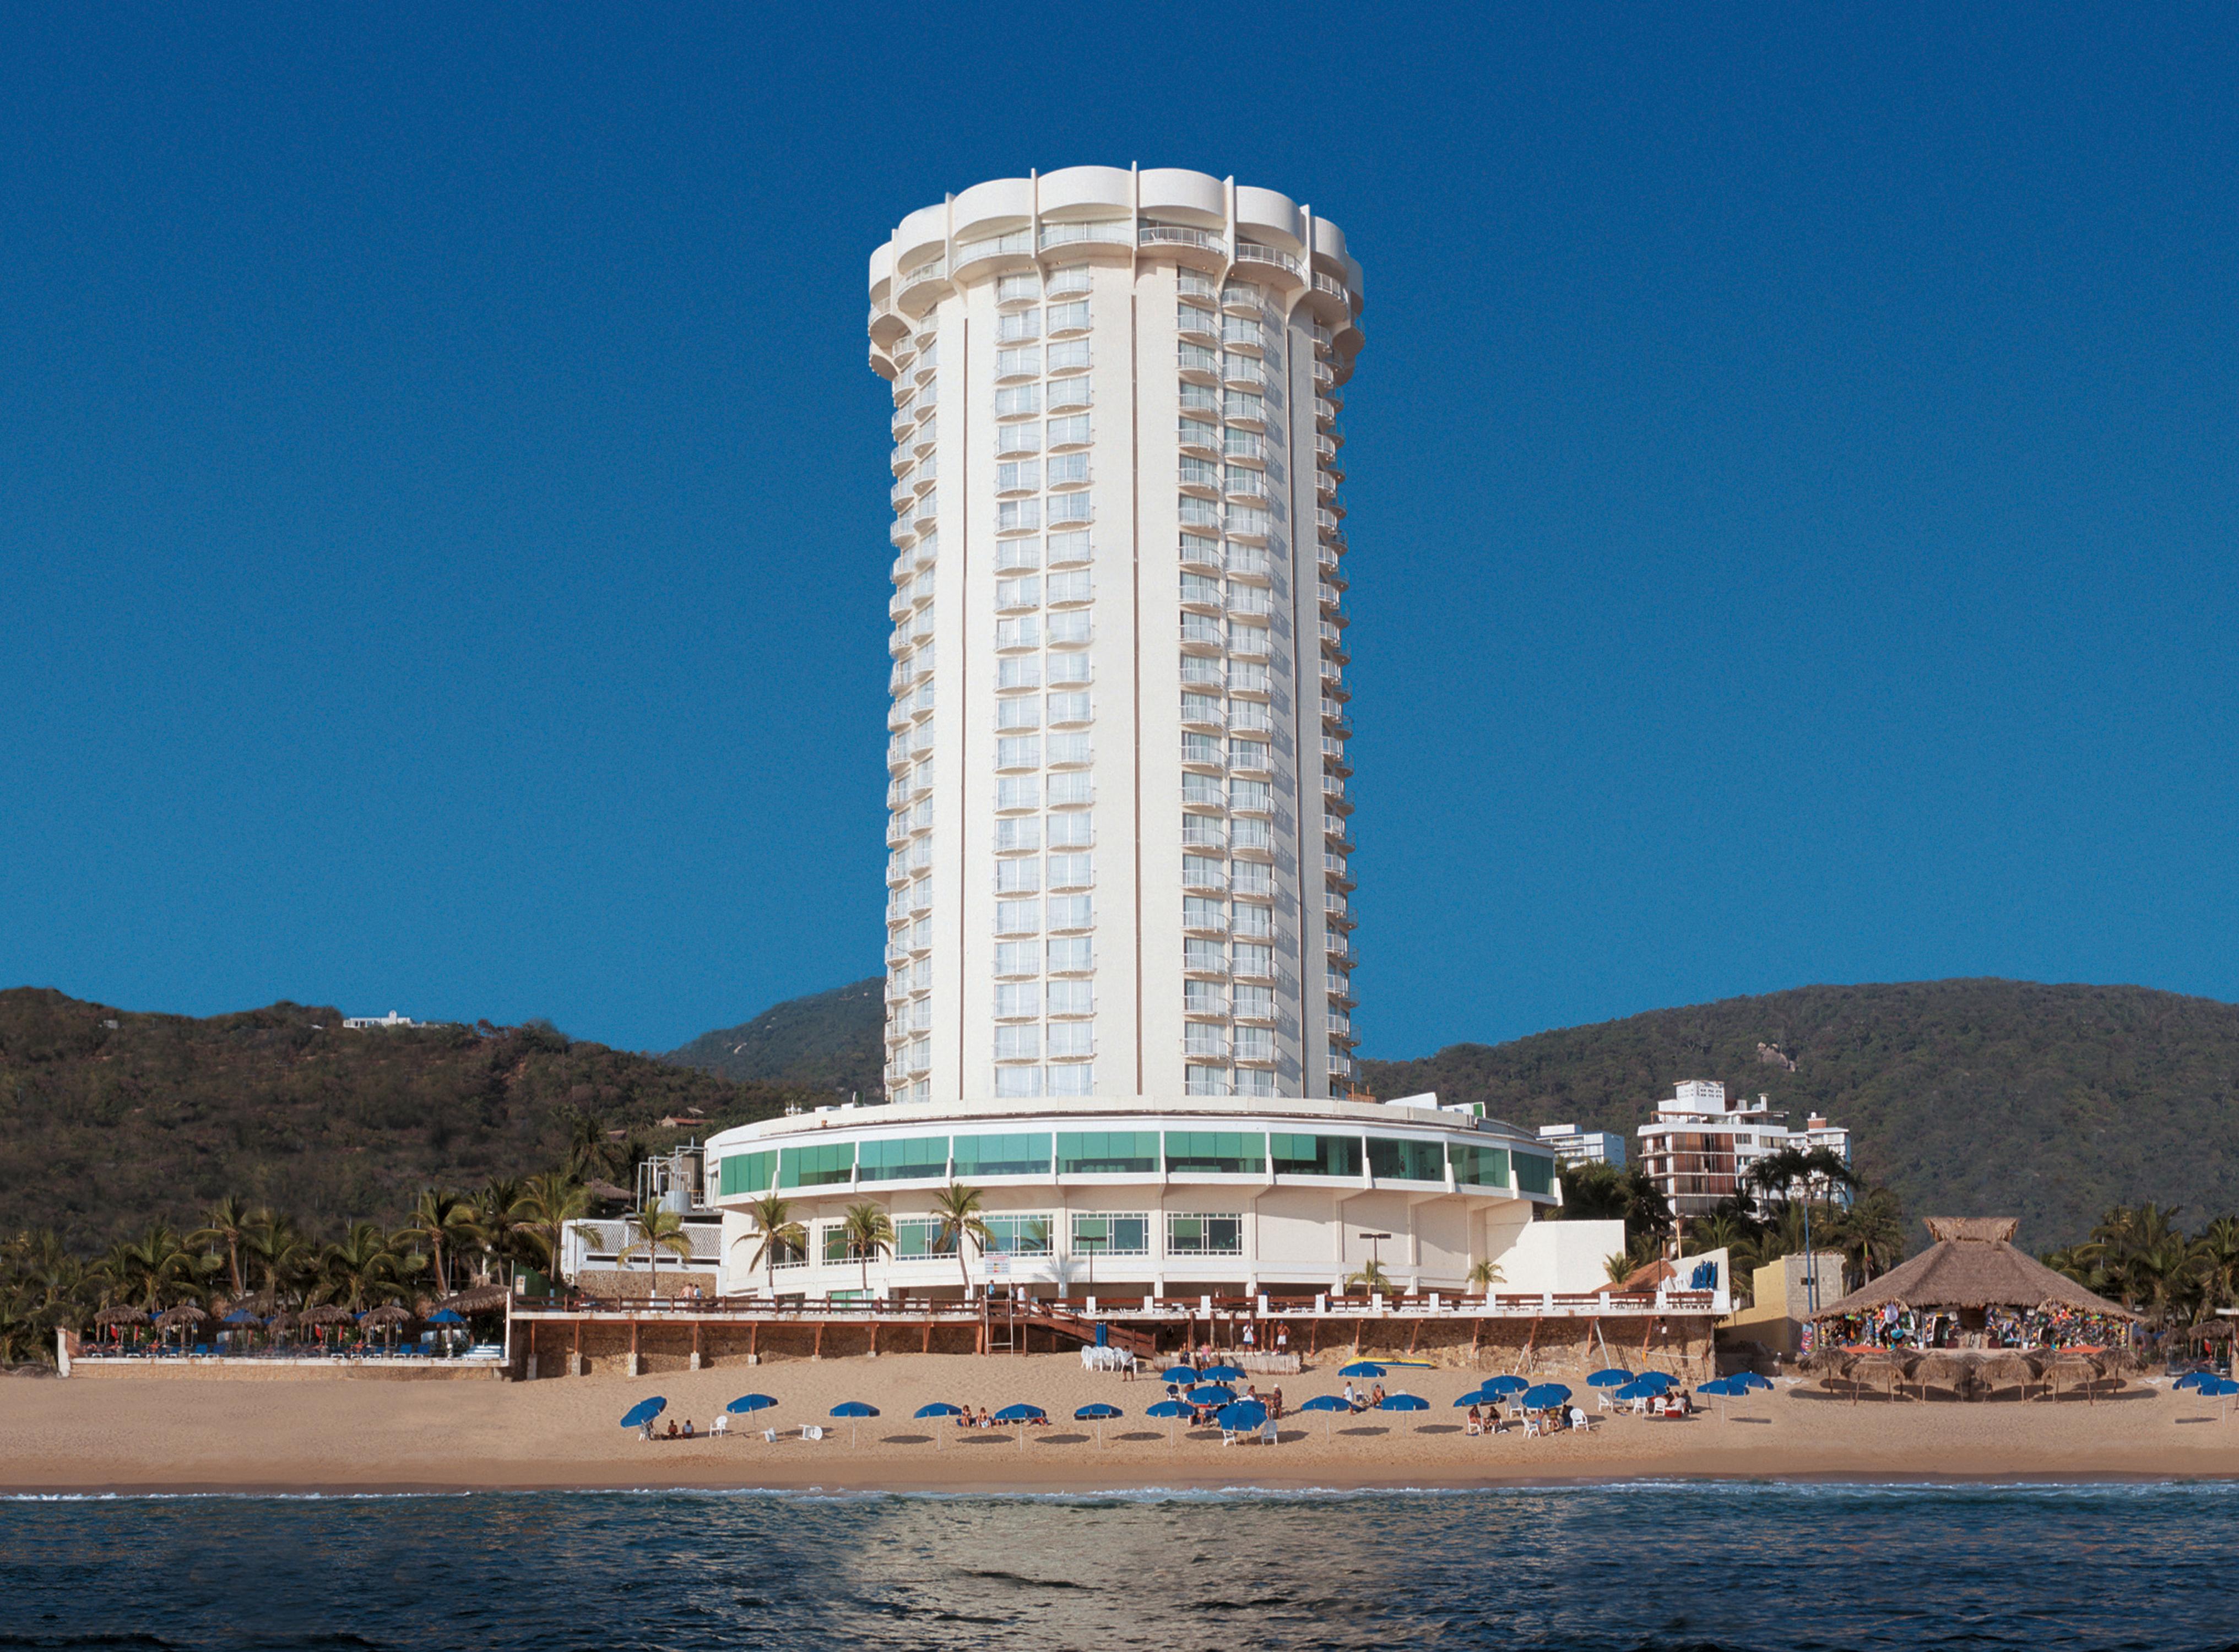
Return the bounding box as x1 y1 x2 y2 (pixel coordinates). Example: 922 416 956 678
1635 1080 1854 1221
869 167 1365 1107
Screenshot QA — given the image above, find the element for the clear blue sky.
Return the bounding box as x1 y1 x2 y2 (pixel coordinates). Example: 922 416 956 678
5 6 2235 1057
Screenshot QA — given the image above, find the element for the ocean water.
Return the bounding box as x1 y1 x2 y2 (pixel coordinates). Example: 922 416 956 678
1 1482 2233 1650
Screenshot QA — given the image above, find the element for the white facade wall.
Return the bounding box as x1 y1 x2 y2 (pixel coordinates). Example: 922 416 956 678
870 167 1365 1108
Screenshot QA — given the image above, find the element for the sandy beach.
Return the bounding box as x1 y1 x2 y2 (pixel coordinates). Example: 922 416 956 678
7 1353 2239 1495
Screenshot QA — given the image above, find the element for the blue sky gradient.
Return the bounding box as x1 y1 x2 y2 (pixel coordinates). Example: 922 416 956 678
4 4 2235 1055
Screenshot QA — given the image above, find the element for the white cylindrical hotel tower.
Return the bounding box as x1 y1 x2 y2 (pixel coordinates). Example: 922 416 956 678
872 166 1364 1108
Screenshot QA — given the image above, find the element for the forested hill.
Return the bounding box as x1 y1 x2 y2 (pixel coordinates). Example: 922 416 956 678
1358 980 2239 1250
660 977 886 1100
0 988 813 1246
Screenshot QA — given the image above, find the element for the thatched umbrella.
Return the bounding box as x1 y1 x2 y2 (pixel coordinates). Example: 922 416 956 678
1848 1351 1913 1404
153 1304 208 1350
360 1302 414 1352
2045 1352 2103 1404
437 1284 511 1317
1978 1349 2040 1401
1912 1349 1977 1401
94 1305 147 1327
297 1303 353 1324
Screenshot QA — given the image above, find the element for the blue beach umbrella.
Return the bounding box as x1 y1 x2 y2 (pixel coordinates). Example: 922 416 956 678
915 1400 963 1448
1338 1361 1386 1378
1453 1389 1489 1407
727 1393 779 1415
995 1402 1045 1452
1378 1392 1429 1412
427 1309 466 1325
1697 1376 1743 1420
221 1310 259 1327
1217 1399 1270 1438
1159 1366 1199 1384
1482 1375 1530 1397
2175 1371 2213 1392
1075 1401 1123 1447
1299 1392 1352 1438
1520 1383 1571 1412
1186 1383 1237 1405
1586 1367 1633 1388
830 1400 879 1448
1631 1371 1676 1394
1614 1378 1660 1404
620 1396 668 1431
1145 1397 1191 1445
1199 1363 1246 1383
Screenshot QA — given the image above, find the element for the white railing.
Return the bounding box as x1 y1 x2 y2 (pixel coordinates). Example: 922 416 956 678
1235 242 1303 275
1141 223 1225 254
1041 220 1132 250
901 256 947 285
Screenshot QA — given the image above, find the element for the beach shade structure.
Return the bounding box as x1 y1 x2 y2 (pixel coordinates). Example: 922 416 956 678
1159 1366 1199 1384
1146 1398 1192 1446
1378 1392 1429 1412
726 1394 779 1427
1697 1376 1745 1420
1586 1368 1634 1388
1186 1383 1237 1405
830 1400 880 1448
1217 1400 1270 1441
1629 1371 1676 1395
1298 1393 1353 1440
1452 1389 1489 1408
1482 1375 1530 1398
435 1284 512 1318
1199 1364 1246 1383
1735 1371 1774 1392
426 1308 467 1325
221 1309 260 1327
619 1396 668 1431
94 1306 148 1328
994 1403 1046 1453
2174 1371 2210 1392
1520 1383 1572 1414
1075 1402 1124 1447
1338 1361 1387 1379
1613 1378 1660 1406
915 1401 964 1450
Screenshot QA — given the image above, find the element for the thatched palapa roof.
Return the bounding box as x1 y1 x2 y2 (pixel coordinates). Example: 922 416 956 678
1813 1216 2138 1321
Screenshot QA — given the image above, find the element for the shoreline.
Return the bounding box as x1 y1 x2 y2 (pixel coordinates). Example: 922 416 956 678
9 1350 2239 1501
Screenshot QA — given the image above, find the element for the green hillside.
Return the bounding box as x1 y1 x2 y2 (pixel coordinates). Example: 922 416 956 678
1359 980 2239 1249
0 988 810 1246
661 976 886 1100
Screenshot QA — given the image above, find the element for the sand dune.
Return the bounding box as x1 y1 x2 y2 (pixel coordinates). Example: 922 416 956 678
5 1353 2236 1494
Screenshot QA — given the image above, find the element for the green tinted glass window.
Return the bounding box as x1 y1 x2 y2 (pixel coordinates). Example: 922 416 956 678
856 1135 950 1182
820 1225 850 1263
985 1214 1055 1256
779 1141 855 1188
1271 1133 1360 1177
1070 1212 1151 1254
1367 1137 1445 1182
951 1133 1053 1177
1056 1131 1161 1175
891 1218 958 1259
1166 1213 1244 1255
1163 1131 1267 1175
718 1151 776 1197
1448 1142 1510 1187
1514 1151 1556 1197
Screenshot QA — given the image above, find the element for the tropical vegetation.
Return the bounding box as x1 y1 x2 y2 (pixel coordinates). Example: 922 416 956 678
2043 1204 2239 1330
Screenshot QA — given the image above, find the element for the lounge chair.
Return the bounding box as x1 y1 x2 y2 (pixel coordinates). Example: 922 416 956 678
801 1425 824 1442
1522 1415 1543 1438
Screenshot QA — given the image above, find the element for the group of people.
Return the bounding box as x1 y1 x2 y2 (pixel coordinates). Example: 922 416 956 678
1161 1377 1284 1426
641 1417 700 1440
948 1406 1052 1431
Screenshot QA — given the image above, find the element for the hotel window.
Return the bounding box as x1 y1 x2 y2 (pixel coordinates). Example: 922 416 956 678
1047 609 1092 645
858 1135 950 1183
1047 569 1092 605
984 1215 1055 1257
1047 937 1095 974
1047 691 1091 726
998 500 1042 533
950 1132 1053 1178
1047 493 1093 527
1179 416 1220 450
996 309 1040 343
1232 817 1272 852
718 1150 777 1197
1183 733 1223 767
1047 451 1090 487
1185 1063 1229 1096
1047 650 1092 685
1047 893 1093 931
1048 376 1092 411
996 778 1038 811
994 942 1038 976
1233 985 1275 1020
1448 1142 1510 1188
1183 979 1226 1017
821 1225 852 1264
1166 1213 1244 1256
996 617 1040 649
1047 771 1093 806
1045 813 1093 851
996 736 1041 770
1180 456 1222 490
994 1024 1040 1061
891 1218 958 1259
995 899 1040 936
994 860 1040 896
1514 1153 1557 1197
1164 1131 1267 1176
995 817 1040 852
1231 779 1272 813
1233 1026 1275 1063
1235 1067 1276 1098
996 346 1040 378
1041 980 1091 1019
995 981 1039 1018
995 1064 1043 1097
1367 1138 1445 1183
997 422 1042 458
995 273 1039 304
1232 905 1272 940
1057 1131 1160 1175
1046 1021 1094 1060
1047 339 1091 372
1048 413 1091 448
997 461 1042 493
1047 1062 1094 1096
996 697 1040 731
778 1141 855 1189
1182 774 1225 808
1071 1213 1150 1256
1271 1133 1360 1178
995 385 1042 417
1048 732 1092 767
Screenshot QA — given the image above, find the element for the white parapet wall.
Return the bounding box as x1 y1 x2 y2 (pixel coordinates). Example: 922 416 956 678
1500 1220 1629 1294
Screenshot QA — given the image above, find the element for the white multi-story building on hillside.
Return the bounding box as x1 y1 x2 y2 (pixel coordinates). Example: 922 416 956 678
868 166 1365 1107
1635 1080 1853 1221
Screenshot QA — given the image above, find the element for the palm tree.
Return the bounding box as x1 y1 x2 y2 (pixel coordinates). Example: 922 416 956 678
840 1200 897 1297
397 1188 477 1297
316 1223 411 1311
189 1197 257 1302
742 1193 809 1296
511 1172 592 1285
2193 1216 2239 1317
929 1183 993 1300
624 1200 696 1296
1466 1258 1505 1297
245 1209 317 1303
1828 1187 1906 1281
469 1178 528 1284
104 1224 201 1310
1346 1258 1392 1296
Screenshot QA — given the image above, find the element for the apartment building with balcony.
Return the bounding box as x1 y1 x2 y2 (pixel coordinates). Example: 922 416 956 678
866 167 1365 1107
1634 1080 1853 1221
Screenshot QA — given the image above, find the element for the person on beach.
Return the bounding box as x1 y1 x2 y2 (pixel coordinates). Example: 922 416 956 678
1370 1383 1386 1410
1270 1386 1283 1421
1467 1403 1483 1437
1242 1321 1256 1353
1276 1324 1289 1356
682 1419 695 1438
664 1420 679 1439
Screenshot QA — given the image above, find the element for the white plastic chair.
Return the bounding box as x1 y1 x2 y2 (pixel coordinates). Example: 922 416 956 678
1523 1415 1543 1439
802 1425 824 1442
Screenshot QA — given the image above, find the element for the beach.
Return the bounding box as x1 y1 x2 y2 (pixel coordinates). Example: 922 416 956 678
6 1352 2238 1495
